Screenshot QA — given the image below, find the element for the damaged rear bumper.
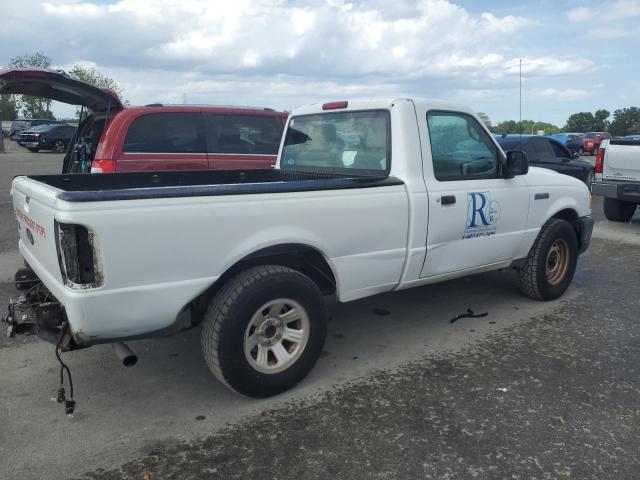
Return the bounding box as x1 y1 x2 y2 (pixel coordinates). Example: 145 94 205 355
2 284 69 346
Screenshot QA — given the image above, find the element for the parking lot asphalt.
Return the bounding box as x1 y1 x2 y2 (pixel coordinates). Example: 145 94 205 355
1 143 639 479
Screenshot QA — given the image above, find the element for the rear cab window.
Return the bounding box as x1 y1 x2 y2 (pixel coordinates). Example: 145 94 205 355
123 113 205 153
281 110 390 176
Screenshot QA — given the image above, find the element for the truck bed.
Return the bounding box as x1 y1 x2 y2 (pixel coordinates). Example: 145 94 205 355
26 169 403 202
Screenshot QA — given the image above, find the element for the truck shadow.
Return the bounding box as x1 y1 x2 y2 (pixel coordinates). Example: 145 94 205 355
66 266 558 418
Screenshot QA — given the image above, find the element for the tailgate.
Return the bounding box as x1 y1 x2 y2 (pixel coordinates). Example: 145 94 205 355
11 176 65 285
604 140 640 182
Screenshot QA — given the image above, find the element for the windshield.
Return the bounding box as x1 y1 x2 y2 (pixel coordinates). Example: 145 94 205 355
11 120 27 128
281 110 390 175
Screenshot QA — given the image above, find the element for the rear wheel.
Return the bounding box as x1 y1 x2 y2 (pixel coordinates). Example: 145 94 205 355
603 198 637 222
53 140 66 153
518 219 578 300
592 146 598 156
201 265 327 397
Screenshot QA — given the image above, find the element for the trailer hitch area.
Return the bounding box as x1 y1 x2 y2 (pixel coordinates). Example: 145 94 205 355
2 284 64 341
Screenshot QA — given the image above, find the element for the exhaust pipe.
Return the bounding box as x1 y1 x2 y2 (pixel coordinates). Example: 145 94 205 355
111 342 138 367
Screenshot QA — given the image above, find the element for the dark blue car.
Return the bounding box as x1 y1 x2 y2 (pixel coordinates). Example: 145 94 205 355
497 134 594 189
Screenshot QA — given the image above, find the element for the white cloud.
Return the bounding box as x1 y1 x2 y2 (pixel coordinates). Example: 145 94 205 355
0 0 616 125
30 0 539 79
533 88 591 102
568 0 640 23
505 57 594 76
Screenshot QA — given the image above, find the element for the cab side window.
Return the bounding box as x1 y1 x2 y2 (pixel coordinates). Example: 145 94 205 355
550 140 570 159
533 138 555 162
123 113 206 153
426 112 498 181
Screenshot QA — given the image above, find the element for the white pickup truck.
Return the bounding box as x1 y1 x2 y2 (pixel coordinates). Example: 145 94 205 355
5 98 593 400
592 138 640 222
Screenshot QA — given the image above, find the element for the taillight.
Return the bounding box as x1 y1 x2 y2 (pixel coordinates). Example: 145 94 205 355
90 158 116 173
56 222 102 287
595 146 605 173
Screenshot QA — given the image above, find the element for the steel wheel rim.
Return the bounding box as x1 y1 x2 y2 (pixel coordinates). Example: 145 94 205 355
54 141 65 153
244 298 310 374
546 238 569 285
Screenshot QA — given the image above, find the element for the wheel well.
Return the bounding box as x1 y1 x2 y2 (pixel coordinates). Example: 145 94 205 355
550 208 580 239
188 244 337 327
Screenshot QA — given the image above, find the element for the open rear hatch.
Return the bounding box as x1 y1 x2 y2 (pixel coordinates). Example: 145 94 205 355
0 68 123 112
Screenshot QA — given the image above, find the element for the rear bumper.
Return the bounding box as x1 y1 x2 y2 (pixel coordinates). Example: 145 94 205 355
577 215 594 254
592 181 640 203
19 240 216 345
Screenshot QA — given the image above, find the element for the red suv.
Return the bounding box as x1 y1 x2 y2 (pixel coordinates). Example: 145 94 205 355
0 69 287 173
581 131 611 156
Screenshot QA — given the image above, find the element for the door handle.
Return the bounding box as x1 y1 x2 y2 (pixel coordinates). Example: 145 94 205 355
440 195 456 205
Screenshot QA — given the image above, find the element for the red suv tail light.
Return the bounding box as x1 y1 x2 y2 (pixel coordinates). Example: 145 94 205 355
595 145 605 173
91 158 116 173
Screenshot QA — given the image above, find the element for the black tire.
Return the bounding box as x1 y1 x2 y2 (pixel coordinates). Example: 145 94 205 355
584 170 594 191
28 148 38 152
53 140 66 153
578 147 583 156
518 218 578 301
201 265 327 397
603 197 637 222
592 146 598 157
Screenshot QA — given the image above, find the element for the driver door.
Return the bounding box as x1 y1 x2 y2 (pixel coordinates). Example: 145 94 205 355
418 111 529 277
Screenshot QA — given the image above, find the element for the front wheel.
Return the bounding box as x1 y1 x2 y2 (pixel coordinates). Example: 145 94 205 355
201 265 327 397
603 197 637 222
518 219 578 300
28 147 38 152
53 140 66 153
578 147 583 156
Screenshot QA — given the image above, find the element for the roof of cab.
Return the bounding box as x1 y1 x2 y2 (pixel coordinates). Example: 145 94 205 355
290 97 479 117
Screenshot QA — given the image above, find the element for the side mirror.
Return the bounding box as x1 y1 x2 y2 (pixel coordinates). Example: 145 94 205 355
503 150 529 179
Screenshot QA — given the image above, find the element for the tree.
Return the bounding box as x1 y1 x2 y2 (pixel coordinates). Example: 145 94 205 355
0 95 18 120
564 110 610 132
9 52 56 119
594 109 610 131
477 112 491 128
609 107 640 136
68 65 126 104
492 120 561 135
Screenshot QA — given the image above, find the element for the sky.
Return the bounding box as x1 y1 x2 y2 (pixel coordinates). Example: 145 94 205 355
1 0 639 126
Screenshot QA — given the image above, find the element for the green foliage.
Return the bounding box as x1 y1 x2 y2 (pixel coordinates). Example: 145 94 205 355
491 120 561 135
68 65 125 101
68 65 128 117
564 110 610 132
0 95 18 120
9 52 56 119
608 107 640 136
